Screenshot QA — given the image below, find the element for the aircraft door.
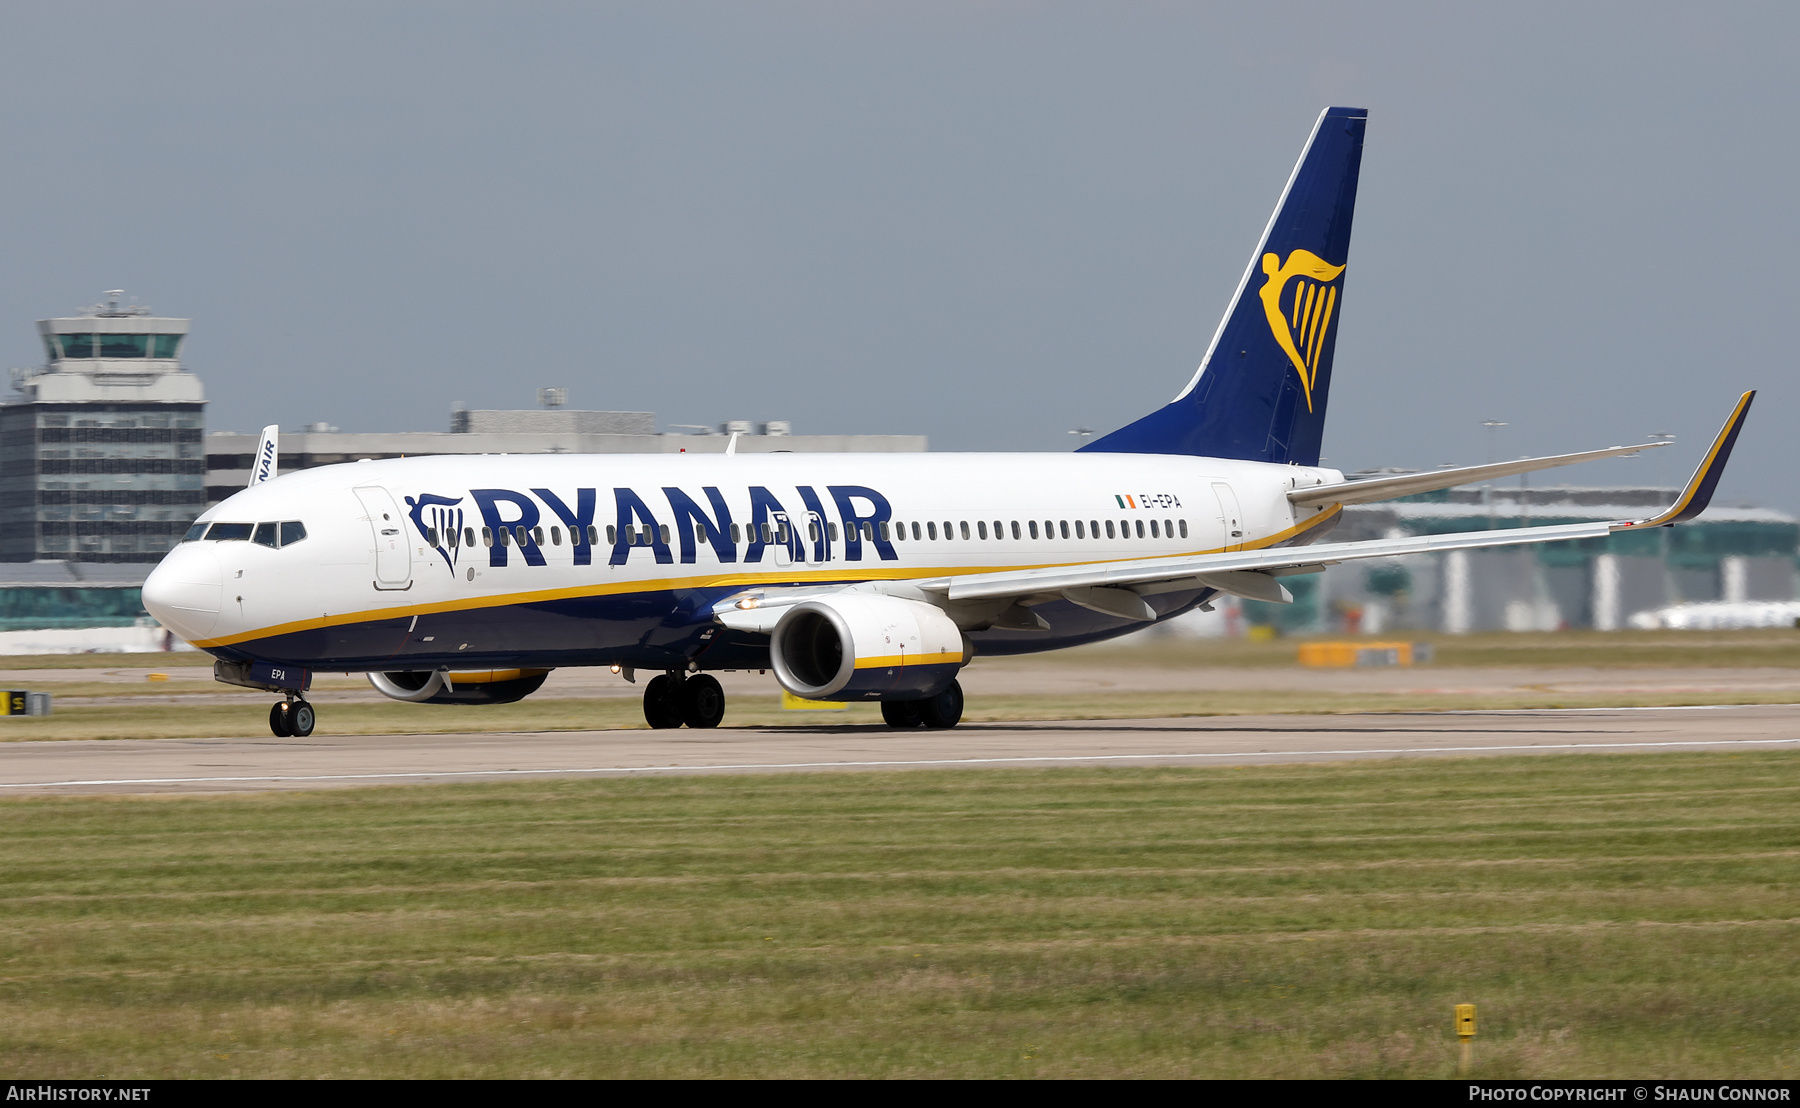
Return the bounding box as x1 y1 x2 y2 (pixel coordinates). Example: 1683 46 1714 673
354 486 413 589
771 512 795 567
1211 482 1245 552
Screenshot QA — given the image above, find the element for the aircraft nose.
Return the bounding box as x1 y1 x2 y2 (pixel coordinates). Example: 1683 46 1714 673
142 544 223 641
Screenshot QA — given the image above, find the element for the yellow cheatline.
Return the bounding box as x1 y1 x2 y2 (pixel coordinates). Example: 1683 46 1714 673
189 504 1345 650
851 651 963 670
447 668 548 684
780 689 847 711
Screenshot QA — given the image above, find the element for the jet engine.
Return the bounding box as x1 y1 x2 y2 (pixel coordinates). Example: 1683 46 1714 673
770 595 969 701
367 668 550 705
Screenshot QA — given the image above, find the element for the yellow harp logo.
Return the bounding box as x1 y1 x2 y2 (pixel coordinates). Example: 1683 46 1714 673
1257 249 1346 411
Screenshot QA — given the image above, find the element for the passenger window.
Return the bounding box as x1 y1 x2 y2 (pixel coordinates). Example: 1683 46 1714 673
927 521 938 540
1165 518 1174 538
911 522 921 541
1028 521 1038 540
1059 521 1069 539
993 520 1003 539
1043 520 1052 538
828 522 839 542
550 527 562 546
532 527 545 546
482 527 494 547
1105 520 1116 539
729 523 740 544
498 528 512 547
1150 520 1159 538
1074 520 1084 539
974 521 985 540
892 522 903 541
879 521 891 541
182 522 208 542
253 522 279 548
1010 521 1021 540
206 522 253 541
1136 520 1145 539
605 525 616 545
1179 519 1188 538
1089 519 1099 538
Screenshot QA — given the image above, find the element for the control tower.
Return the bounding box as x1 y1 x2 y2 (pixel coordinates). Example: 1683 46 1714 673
0 293 205 562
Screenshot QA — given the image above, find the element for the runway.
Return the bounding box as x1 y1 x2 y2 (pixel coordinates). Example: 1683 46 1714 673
1 702 1795 795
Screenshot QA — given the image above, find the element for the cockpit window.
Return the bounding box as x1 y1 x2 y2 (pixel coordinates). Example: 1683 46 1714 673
181 522 209 542
253 523 279 549
205 523 254 541
279 521 307 546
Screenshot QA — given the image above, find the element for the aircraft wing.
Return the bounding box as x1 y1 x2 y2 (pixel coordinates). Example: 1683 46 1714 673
918 392 1753 615
715 392 1752 630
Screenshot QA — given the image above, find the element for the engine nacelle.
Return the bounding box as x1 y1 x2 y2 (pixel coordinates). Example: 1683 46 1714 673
770 595 968 701
367 668 550 705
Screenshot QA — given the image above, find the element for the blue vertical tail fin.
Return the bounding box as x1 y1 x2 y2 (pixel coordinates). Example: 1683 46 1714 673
1081 107 1366 465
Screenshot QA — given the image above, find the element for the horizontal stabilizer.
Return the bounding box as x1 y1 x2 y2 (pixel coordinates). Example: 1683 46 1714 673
1289 442 1668 507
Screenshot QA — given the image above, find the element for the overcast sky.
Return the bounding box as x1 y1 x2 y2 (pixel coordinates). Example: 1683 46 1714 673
2 3 1794 509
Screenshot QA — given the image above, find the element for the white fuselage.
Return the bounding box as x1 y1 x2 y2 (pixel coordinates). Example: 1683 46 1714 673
142 451 1341 673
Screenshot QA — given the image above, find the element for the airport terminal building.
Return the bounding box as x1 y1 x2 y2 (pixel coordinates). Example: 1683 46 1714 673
0 295 206 566
1242 483 1800 635
0 301 924 634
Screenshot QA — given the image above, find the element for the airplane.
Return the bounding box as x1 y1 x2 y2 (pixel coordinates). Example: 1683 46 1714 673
140 106 1755 739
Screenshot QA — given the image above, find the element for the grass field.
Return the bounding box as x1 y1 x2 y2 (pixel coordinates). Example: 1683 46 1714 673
7 626 1800 672
0 628 1794 742
1 752 1795 1078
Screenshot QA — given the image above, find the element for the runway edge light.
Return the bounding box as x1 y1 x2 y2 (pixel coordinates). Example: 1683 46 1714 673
1456 1003 1477 1075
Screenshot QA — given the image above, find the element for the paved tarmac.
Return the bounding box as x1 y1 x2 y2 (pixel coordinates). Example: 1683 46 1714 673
0 703 1794 795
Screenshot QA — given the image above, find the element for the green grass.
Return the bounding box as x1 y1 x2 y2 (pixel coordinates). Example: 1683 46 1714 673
1050 627 1800 670
5 627 1800 674
1 753 1795 1078
3 682 1799 743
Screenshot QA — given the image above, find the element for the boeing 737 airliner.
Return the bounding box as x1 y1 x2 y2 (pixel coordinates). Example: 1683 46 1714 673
141 107 1754 738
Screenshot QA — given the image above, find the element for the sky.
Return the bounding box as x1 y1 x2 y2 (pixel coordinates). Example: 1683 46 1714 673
1 2 1795 509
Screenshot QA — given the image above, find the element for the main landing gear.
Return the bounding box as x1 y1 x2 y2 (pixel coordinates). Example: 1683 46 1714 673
268 697 316 737
880 679 964 730
644 671 725 729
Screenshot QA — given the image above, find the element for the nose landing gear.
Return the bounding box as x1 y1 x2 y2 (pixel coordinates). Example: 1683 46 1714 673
643 671 726 729
268 697 316 737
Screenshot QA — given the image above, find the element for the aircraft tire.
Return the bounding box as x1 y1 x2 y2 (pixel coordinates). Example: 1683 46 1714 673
643 675 683 729
680 674 725 729
918 679 964 730
289 700 316 737
269 702 292 737
880 699 924 729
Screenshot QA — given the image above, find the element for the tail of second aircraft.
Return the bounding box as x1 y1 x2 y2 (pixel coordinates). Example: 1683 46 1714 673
1082 106 1366 466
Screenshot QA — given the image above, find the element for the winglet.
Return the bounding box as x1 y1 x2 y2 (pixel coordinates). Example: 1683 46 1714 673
1618 392 1755 529
247 424 279 487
